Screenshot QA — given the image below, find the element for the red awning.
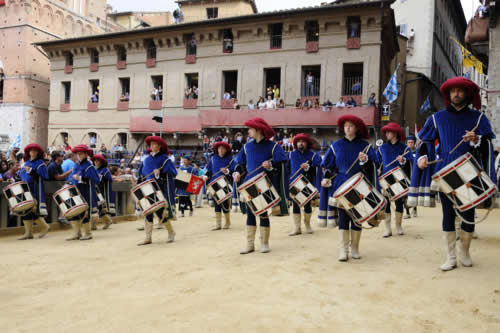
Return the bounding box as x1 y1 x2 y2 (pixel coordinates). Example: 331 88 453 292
130 116 202 133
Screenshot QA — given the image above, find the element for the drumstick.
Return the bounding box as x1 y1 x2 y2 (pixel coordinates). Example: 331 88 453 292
143 158 169 179
448 114 483 155
345 145 371 175
385 149 411 168
242 159 272 179
290 161 310 180
426 159 443 165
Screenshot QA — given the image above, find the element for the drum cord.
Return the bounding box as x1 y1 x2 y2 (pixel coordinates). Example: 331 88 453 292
453 189 497 225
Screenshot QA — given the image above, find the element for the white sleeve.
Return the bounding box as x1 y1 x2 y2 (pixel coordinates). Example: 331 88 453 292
469 135 482 148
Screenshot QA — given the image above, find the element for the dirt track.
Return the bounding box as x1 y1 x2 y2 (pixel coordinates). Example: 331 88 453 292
1 206 500 333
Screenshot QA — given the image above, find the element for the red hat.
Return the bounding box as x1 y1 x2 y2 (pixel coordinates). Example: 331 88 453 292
145 136 170 155
213 141 232 155
146 148 152 154
440 77 481 110
72 144 93 155
24 143 44 157
293 133 313 149
338 115 369 139
244 117 275 140
91 154 107 166
382 122 406 142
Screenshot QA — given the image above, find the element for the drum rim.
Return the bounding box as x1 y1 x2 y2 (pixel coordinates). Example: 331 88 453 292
3 181 29 192
456 186 496 212
289 174 306 187
357 198 386 224
293 188 319 207
254 197 281 216
432 152 472 180
208 174 227 187
53 184 79 197
131 178 156 193
238 171 267 192
11 200 36 211
389 188 410 201
380 166 404 180
214 193 232 205
333 172 363 199
143 201 167 215
64 203 89 217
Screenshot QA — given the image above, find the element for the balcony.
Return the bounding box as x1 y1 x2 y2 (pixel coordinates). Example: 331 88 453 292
64 65 73 74
60 104 70 112
89 63 99 72
117 101 129 111
221 99 234 109
306 41 319 53
185 55 196 64
146 58 156 68
116 61 127 70
341 95 362 106
149 100 162 110
347 37 361 49
183 99 198 109
87 103 99 112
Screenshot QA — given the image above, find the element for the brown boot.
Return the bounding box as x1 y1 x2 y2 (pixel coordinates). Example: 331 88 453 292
35 217 50 238
19 220 34 240
102 214 112 230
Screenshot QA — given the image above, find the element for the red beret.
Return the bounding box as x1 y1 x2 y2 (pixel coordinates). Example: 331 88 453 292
382 122 406 142
244 117 275 140
213 141 232 155
145 136 170 155
24 143 44 157
91 154 107 166
293 133 313 149
146 148 152 154
72 144 93 155
440 77 481 110
338 115 369 139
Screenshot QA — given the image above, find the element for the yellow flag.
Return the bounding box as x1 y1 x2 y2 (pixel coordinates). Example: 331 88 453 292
450 37 483 74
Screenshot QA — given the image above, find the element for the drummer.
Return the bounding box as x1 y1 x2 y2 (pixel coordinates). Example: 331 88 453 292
66 144 100 241
91 154 114 230
17 143 50 240
287 133 321 235
321 115 380 262
137 136 177 246
177 156 195 218
233 117 288 254
378 123 408 237
414 77 496 271
203 141 235 231
404 135 418 219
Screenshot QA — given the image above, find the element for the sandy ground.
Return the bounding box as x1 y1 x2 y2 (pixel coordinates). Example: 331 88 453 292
1 205 500 333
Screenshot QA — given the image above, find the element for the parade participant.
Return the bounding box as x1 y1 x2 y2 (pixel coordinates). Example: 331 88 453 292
233 117 288 254
17 144 50 239
137 136 177 246
66 144 100 241
287 133 321 235
203 142 235 230
177 156 195 217
404 135 418 219
321 115 379 262
378 123 408 237
414 77 496 271
91 154 114 230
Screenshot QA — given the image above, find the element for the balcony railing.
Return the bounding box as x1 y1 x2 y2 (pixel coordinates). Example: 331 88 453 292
146 58 156 68
185 54 196 64
149 100 162 110
116 61 127 70
183 99 198 109
64 65 73 74
306 41 319 53
117 101 129 111
60 104 70 112
347 37 361 49
89 63 99 72
270 35 282 49
221 99 234 109
87 103 98 112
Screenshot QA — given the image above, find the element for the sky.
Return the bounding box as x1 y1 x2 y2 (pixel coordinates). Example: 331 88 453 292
106 0 482 22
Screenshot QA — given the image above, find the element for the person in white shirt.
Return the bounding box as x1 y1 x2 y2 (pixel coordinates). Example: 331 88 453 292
223 92 231 100
336 98 345 108
248 99 255 109
265 96 276 109
258 97 266 110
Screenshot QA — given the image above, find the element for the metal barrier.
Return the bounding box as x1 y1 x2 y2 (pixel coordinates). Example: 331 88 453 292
0 181 134 229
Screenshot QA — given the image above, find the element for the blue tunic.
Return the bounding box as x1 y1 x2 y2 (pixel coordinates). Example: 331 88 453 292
96 166 115 215
206 154 236 181
287 149 322 184
176 165 196 197
377 141 408 175
72 159 100 215
140 152 177 208
18 158 48 217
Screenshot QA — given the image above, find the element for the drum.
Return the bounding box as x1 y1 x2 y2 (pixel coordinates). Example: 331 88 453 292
175 172 204 195
207 174 233 205
330 172 387 225
432 152 497 212
289 174 319 207
379 166 410 201
2 181 37 216
53 184 89 219
131 179 168 216
238 172 280 216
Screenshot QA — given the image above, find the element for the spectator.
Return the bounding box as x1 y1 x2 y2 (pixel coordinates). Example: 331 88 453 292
99 144 108 154
336 97 345 108
151 87 159 100
368 93 377 106
2 160 20 182
305 72 314 96
266 86 273 99
265 96 276 109
203 135 209 151
346 97 357 107
223 91 231 100
192 86 199 99
62 152 77 181
273 85 280 101
90 93 98 103
90 135 97 148
288 133 294 152
0 159 8 180
303 98 312 109
313 99 320 109
111 166 123 182
295 98 302 108
232 132 244 153
352 81 362 95
282 135 289 152
248 99 255 109
185 87 192 99
278 99 285 108
258 97 266 110
274 131 284 146
158 86 163 100
322 99 333 111
48 151 72 181
230 90 236 99
349 19 360 38
233 99 240 110
189 36 197 55
223 135 229 143
478 4 489 18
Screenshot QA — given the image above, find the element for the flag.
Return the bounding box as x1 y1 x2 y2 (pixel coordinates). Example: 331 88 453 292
7 134 21 156
175 172 204 195
450 37 483 75
383 66 399 104
419 93 431 114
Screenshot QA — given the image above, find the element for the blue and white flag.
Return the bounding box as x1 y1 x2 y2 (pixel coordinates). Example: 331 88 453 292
419 94 431 114
383 66 399 104
7 134 21 156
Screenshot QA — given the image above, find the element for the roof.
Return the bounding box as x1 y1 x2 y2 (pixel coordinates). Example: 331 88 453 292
177 0 258 14
35 1 394 48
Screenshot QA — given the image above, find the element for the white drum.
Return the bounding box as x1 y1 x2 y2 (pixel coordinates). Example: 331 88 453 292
432 152 497 212
331 172 387 225
207 174 233 205
2 181 36 216
53 184 89 219
238 172 280 216
379 166 410 201
289 174 319 207
131 179 168 216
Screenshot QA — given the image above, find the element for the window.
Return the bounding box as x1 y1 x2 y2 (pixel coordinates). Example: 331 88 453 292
222 71 238 99
305 20 319 42
301 65 321 97
342 63 363 96
347 17 361 38
185 33 196 56
151 75 163 101
62 82 71 104
207 7 218 19
0 70 4 102
185 73 199 99
222 29 233 53
269 23 283 49
264 68 281 98
145 39 156 59
117 46 126 62
119 78 130 101
90 49 99 64
118 133 128 148
89 79 99 103
65 52 73 66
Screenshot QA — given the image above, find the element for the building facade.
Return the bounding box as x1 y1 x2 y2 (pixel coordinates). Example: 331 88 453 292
37 0 399 151
177 0 257 23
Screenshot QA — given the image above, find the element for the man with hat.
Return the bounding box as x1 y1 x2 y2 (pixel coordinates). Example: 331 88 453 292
203 141 236 230
287 133 321 235
414 77 496 271
137 136 177 245
177 155 196 217
403 134 418 219
66 144 100 241
92 154 114 230
233 117 288 254
17 143 50 239
321 115 380 261
378 122 409 237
